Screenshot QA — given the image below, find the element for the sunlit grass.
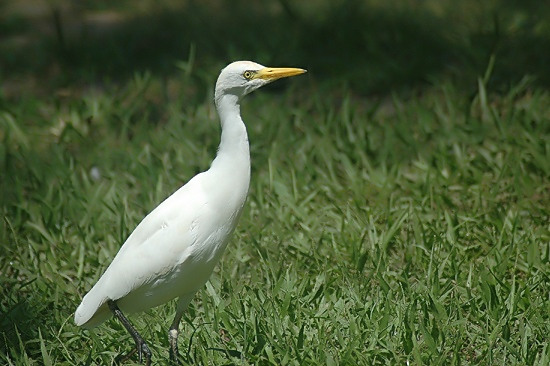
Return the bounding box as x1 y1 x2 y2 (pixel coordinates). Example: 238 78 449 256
1 61 548 365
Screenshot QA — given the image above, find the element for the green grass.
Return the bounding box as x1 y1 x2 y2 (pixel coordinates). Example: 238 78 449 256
1 71 549 365
1 1 550 365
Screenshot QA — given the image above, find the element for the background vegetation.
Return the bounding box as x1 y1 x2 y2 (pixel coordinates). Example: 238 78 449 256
1 0 549 364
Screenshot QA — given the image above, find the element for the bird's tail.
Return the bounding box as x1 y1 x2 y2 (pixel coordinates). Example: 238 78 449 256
74 285 112 329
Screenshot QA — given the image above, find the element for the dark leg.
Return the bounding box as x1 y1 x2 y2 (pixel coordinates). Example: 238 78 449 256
107 300 152 366
169 310 183 365
168 295 193 365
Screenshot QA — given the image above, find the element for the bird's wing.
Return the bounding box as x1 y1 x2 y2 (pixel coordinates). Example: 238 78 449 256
74 173 209 326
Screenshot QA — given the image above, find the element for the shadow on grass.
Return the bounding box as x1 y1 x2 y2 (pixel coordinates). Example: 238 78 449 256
0 279 51 360
1 0 549 96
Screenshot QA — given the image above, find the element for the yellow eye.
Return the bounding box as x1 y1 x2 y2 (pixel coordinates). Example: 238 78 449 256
243 71 254 80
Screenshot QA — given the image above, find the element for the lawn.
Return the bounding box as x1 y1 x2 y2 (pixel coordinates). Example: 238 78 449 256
1 1 549 365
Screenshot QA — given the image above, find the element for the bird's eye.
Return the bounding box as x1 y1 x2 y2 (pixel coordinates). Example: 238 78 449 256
243 71 255 80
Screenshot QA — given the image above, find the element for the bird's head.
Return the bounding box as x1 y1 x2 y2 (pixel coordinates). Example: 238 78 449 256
215 61 306 103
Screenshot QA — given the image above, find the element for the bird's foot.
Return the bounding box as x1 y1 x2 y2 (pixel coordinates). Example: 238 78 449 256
113 340 151 365
169 350 182 365
138 340 152 366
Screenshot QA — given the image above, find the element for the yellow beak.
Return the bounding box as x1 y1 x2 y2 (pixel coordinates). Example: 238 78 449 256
254 67 307 81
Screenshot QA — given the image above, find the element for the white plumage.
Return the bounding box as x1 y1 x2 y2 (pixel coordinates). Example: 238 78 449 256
74 61 306 364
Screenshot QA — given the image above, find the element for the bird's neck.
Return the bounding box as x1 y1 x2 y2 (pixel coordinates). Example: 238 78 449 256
211 94 251 181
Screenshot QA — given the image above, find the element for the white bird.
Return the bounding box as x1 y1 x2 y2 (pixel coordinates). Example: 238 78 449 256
74 61 306 365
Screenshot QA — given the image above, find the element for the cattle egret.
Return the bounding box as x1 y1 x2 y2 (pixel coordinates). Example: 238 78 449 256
74 61 306 365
